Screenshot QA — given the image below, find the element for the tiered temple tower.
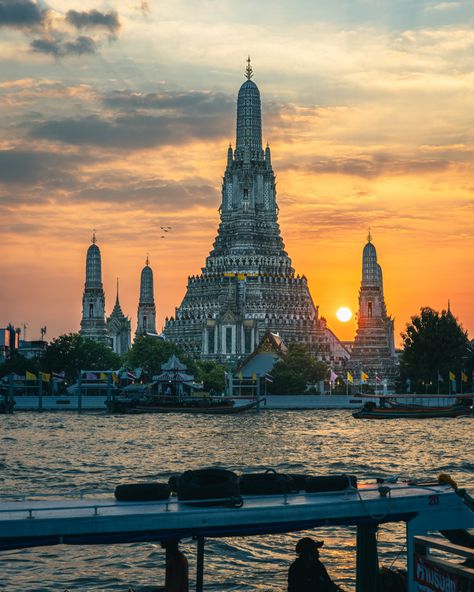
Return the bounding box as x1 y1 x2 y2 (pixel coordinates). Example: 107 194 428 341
80 233 109 344
136 257 157 338
106 279 131 355
164 59 348 366
349 231 397 383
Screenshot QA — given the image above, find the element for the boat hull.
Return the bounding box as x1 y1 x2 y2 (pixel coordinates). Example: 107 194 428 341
353 404 471 419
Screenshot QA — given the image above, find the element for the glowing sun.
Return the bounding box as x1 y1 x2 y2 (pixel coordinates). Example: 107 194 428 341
336 307 352 322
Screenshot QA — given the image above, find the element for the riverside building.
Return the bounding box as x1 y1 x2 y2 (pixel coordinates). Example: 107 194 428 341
164 60 349 366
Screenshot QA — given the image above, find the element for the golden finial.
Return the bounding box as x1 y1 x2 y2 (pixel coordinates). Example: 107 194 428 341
146 253 149 266
92 229 96 244
367 227 372 243
245 55 253 80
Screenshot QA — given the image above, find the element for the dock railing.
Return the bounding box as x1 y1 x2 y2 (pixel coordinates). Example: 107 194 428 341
413 535 474 592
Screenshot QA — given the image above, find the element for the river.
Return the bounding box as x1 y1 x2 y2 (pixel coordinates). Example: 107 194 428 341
1 410 473 591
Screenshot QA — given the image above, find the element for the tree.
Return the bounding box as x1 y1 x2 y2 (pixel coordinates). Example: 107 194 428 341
400 307 470 393
195 360 226 393
41 333 121 381
0 353 39 379
122 336 196 378
269 343 328 395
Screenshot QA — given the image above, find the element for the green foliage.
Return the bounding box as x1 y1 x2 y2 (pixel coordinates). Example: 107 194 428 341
0 353 39 379
269 343 328 395
195 360 226 393
122 336 196 377
400 307 470 393
41 333 121 381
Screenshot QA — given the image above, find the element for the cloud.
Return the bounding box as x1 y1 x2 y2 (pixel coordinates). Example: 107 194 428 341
427 2 462 11
30 35 97 57
103 89 234 115
30 92 234 148
65 9 120 36
280 153 452 178
0 0 46 29
0 148 90 191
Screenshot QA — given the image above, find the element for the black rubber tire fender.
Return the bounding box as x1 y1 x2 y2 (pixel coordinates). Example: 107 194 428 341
240 469 295 495
305 475 357 493
115 482 171 502
177 468 240 502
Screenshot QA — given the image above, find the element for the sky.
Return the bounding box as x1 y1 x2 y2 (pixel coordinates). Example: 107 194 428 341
0 0 473 346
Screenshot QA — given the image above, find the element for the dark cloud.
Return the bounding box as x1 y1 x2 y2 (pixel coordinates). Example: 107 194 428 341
280 153 451 178
30 35 96 57
66 9 120 35
0 0 46 29
0 148 88 189
75 176 218 210
103 90 234 115
30 108 233 149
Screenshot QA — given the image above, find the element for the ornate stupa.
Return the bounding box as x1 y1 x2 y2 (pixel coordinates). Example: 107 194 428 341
106 279 131 355
80 232 109 344
164 59 348 365
349 231 398 383
136 256 157 338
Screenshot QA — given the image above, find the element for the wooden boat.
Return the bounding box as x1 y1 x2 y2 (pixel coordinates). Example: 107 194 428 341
108 395 262 415
353 398 472 419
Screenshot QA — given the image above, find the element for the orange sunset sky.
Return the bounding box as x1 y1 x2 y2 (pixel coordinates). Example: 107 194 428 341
1 0 473 346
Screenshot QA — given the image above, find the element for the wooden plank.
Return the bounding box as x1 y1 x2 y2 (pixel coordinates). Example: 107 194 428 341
414 535 474 559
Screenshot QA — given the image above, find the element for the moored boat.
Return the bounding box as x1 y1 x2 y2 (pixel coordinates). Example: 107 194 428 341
108 395 263 414
353 397 473 419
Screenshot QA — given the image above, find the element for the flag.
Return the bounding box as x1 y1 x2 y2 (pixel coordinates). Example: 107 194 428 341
99 372 108 380
40 372 51 383
329 370 338 382
251 372 257 381
264 373 273 383
361 371 369 382
84 372 97 380
461 372 468 383
449 371 456 382
112 372 119 383
347 372 353 383
437 372 444 383
52 371 65 382
375 374 382 383
25 371 37 380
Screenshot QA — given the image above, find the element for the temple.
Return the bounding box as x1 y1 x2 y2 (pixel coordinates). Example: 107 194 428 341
106 279 131 355
349 232 398 384
164 60 348 366
136 257 157 338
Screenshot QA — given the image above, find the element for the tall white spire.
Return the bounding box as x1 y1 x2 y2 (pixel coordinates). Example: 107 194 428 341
136 256 157 338
80 233 109 345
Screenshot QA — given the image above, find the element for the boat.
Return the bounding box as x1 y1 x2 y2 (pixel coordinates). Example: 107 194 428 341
1 473 473 592
353 396 473 419
108 394 263 414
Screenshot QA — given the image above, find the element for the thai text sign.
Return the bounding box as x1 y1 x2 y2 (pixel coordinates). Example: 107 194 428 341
414 555 459 592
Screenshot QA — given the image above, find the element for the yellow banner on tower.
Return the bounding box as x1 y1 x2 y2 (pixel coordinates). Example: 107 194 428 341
361 371 369 381
100 372 108 380
461 372 468 383
347 372 353 383
449 371 456 381
41 372 51 382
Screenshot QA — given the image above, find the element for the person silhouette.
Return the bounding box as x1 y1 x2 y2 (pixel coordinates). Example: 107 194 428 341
162 539 189 592
288 538 342 592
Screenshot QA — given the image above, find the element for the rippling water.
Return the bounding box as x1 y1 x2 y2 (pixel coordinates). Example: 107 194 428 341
1 410 473 591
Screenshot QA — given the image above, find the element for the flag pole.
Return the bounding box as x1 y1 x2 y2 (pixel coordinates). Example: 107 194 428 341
437 370 440 395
